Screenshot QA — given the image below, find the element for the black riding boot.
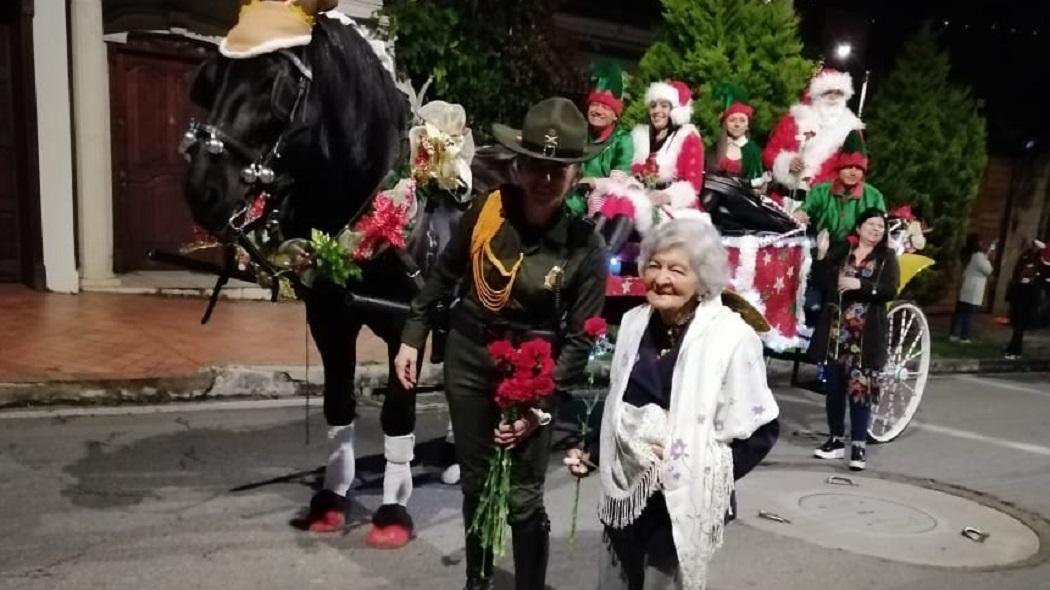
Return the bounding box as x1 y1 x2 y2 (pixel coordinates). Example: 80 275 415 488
463 496 494 590
602 214 634 257
593 213 609 234
511 511 550 590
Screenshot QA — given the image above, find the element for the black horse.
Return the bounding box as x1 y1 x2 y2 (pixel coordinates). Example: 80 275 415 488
181 13 449 546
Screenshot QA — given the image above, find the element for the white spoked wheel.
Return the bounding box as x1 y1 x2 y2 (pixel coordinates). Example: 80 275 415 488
869 301 930 443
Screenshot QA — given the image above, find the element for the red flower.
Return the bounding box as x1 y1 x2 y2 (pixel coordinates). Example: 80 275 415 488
847 234 860 247
583 316 608 339
487 340 516 366
519 338 553 364
351 193 410 260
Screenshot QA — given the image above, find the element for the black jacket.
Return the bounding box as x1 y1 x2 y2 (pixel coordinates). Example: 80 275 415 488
807 242 899 370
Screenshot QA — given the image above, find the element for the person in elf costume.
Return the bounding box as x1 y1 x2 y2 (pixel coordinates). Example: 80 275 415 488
797 150 885 324
707 100 769 192
763 67 866 204
794 151 886 246
567 60 634 217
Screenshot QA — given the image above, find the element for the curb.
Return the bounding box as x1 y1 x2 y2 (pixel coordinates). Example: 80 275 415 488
0 363 444 409
3 358 1048 409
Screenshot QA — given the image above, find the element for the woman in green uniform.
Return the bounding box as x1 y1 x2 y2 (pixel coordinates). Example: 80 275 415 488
394 97 608 590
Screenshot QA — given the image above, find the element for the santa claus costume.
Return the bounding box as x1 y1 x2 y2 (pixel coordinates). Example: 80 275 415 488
763 68 865 198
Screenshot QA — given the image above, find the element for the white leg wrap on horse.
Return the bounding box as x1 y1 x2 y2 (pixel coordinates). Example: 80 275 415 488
324 423 356 497
382 433 415 506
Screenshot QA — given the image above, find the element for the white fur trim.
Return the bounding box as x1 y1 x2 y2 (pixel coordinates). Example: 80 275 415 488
668 208 712 226
771 150 799 189
645 82 680 107
625 191 655 235
789 104 863 185
670 104 693 126
810 70 855 101
665 180 698 209
219 34 312 58
631 125 650 165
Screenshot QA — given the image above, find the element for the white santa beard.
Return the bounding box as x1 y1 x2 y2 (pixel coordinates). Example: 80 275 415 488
814 100 847 126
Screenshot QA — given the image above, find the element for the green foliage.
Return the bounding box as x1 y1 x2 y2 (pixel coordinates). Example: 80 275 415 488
379 0 582 144
623 0 814 143
310 229 361 287
866 24 987 303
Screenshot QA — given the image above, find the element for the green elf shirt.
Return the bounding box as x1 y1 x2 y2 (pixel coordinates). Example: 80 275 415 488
801 180 887 243
566 126 634 216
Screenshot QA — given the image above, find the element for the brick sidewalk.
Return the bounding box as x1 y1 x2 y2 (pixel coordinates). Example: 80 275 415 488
0 286 388 383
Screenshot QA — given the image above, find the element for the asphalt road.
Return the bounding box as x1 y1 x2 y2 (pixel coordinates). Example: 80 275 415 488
2 373 1049 589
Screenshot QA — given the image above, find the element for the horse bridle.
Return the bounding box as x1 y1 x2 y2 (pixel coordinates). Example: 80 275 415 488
179 49 314 237
179 50 314 319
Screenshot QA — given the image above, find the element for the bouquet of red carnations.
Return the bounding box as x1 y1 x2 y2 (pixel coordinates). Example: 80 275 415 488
469 338 557 562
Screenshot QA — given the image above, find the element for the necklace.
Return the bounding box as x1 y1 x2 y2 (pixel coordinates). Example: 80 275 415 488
655 303 697 358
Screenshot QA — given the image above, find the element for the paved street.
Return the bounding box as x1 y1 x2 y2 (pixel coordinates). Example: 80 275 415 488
1 374 1049 590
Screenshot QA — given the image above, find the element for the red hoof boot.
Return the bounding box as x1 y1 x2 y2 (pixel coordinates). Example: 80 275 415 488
303 490 347 533
366 504 414 549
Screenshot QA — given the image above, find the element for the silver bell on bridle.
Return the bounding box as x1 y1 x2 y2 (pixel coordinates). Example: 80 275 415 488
241 162 276 185
203 133 225 155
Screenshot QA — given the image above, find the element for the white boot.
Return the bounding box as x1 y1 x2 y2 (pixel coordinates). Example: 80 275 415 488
324 423 356 497
382 434 415 507
440 420 461 485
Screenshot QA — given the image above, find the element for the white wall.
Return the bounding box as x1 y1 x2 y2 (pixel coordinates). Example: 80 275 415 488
32 0 79 293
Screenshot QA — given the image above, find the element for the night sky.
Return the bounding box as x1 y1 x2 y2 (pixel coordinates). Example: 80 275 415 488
564 0 1050 155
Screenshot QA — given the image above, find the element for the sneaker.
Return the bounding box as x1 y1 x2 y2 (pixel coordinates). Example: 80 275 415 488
814 437 845 460
949 336 960 342
1004 354 1021 360
849 445 867 471
960 339 972 344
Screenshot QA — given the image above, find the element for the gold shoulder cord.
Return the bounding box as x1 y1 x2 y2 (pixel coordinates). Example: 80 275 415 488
471 192 524 312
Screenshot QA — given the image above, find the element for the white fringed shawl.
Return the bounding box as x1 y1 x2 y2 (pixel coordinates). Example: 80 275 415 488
598 299 779 590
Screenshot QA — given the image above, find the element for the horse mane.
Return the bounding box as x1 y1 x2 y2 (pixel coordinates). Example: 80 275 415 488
283 15 409 238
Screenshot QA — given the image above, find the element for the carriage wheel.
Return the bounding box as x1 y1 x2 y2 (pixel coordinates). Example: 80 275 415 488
869 302 930 443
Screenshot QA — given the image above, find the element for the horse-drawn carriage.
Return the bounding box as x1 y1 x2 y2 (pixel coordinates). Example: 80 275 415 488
602 174 935 443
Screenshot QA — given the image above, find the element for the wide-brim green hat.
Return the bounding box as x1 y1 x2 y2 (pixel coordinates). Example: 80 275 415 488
492 97 603 164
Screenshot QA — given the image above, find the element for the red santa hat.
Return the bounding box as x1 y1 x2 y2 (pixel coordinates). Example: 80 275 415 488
836 151 868 171
721 101 754 122
645 80 694 126
808 67 855 101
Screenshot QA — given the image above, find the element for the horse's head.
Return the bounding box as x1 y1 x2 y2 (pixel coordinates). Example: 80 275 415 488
181 49 314 237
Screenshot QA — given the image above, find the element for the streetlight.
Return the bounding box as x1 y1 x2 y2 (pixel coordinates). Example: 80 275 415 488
834 42 852 61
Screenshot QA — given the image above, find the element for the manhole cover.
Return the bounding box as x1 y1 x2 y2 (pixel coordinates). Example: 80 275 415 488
798 493 938 534
737 470 1040 567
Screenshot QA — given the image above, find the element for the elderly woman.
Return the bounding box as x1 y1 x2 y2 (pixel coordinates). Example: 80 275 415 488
565 218 779 590
395 97 606 590
810 209 900 471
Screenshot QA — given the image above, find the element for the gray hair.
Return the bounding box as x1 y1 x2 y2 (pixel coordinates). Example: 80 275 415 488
638 218 731 297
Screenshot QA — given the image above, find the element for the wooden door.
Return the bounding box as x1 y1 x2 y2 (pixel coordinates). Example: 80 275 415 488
110 36 211 271
0 19 22 282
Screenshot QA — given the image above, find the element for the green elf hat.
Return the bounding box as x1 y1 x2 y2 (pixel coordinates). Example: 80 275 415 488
836 130 869 170
587 59 625 116
713 81 754 120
